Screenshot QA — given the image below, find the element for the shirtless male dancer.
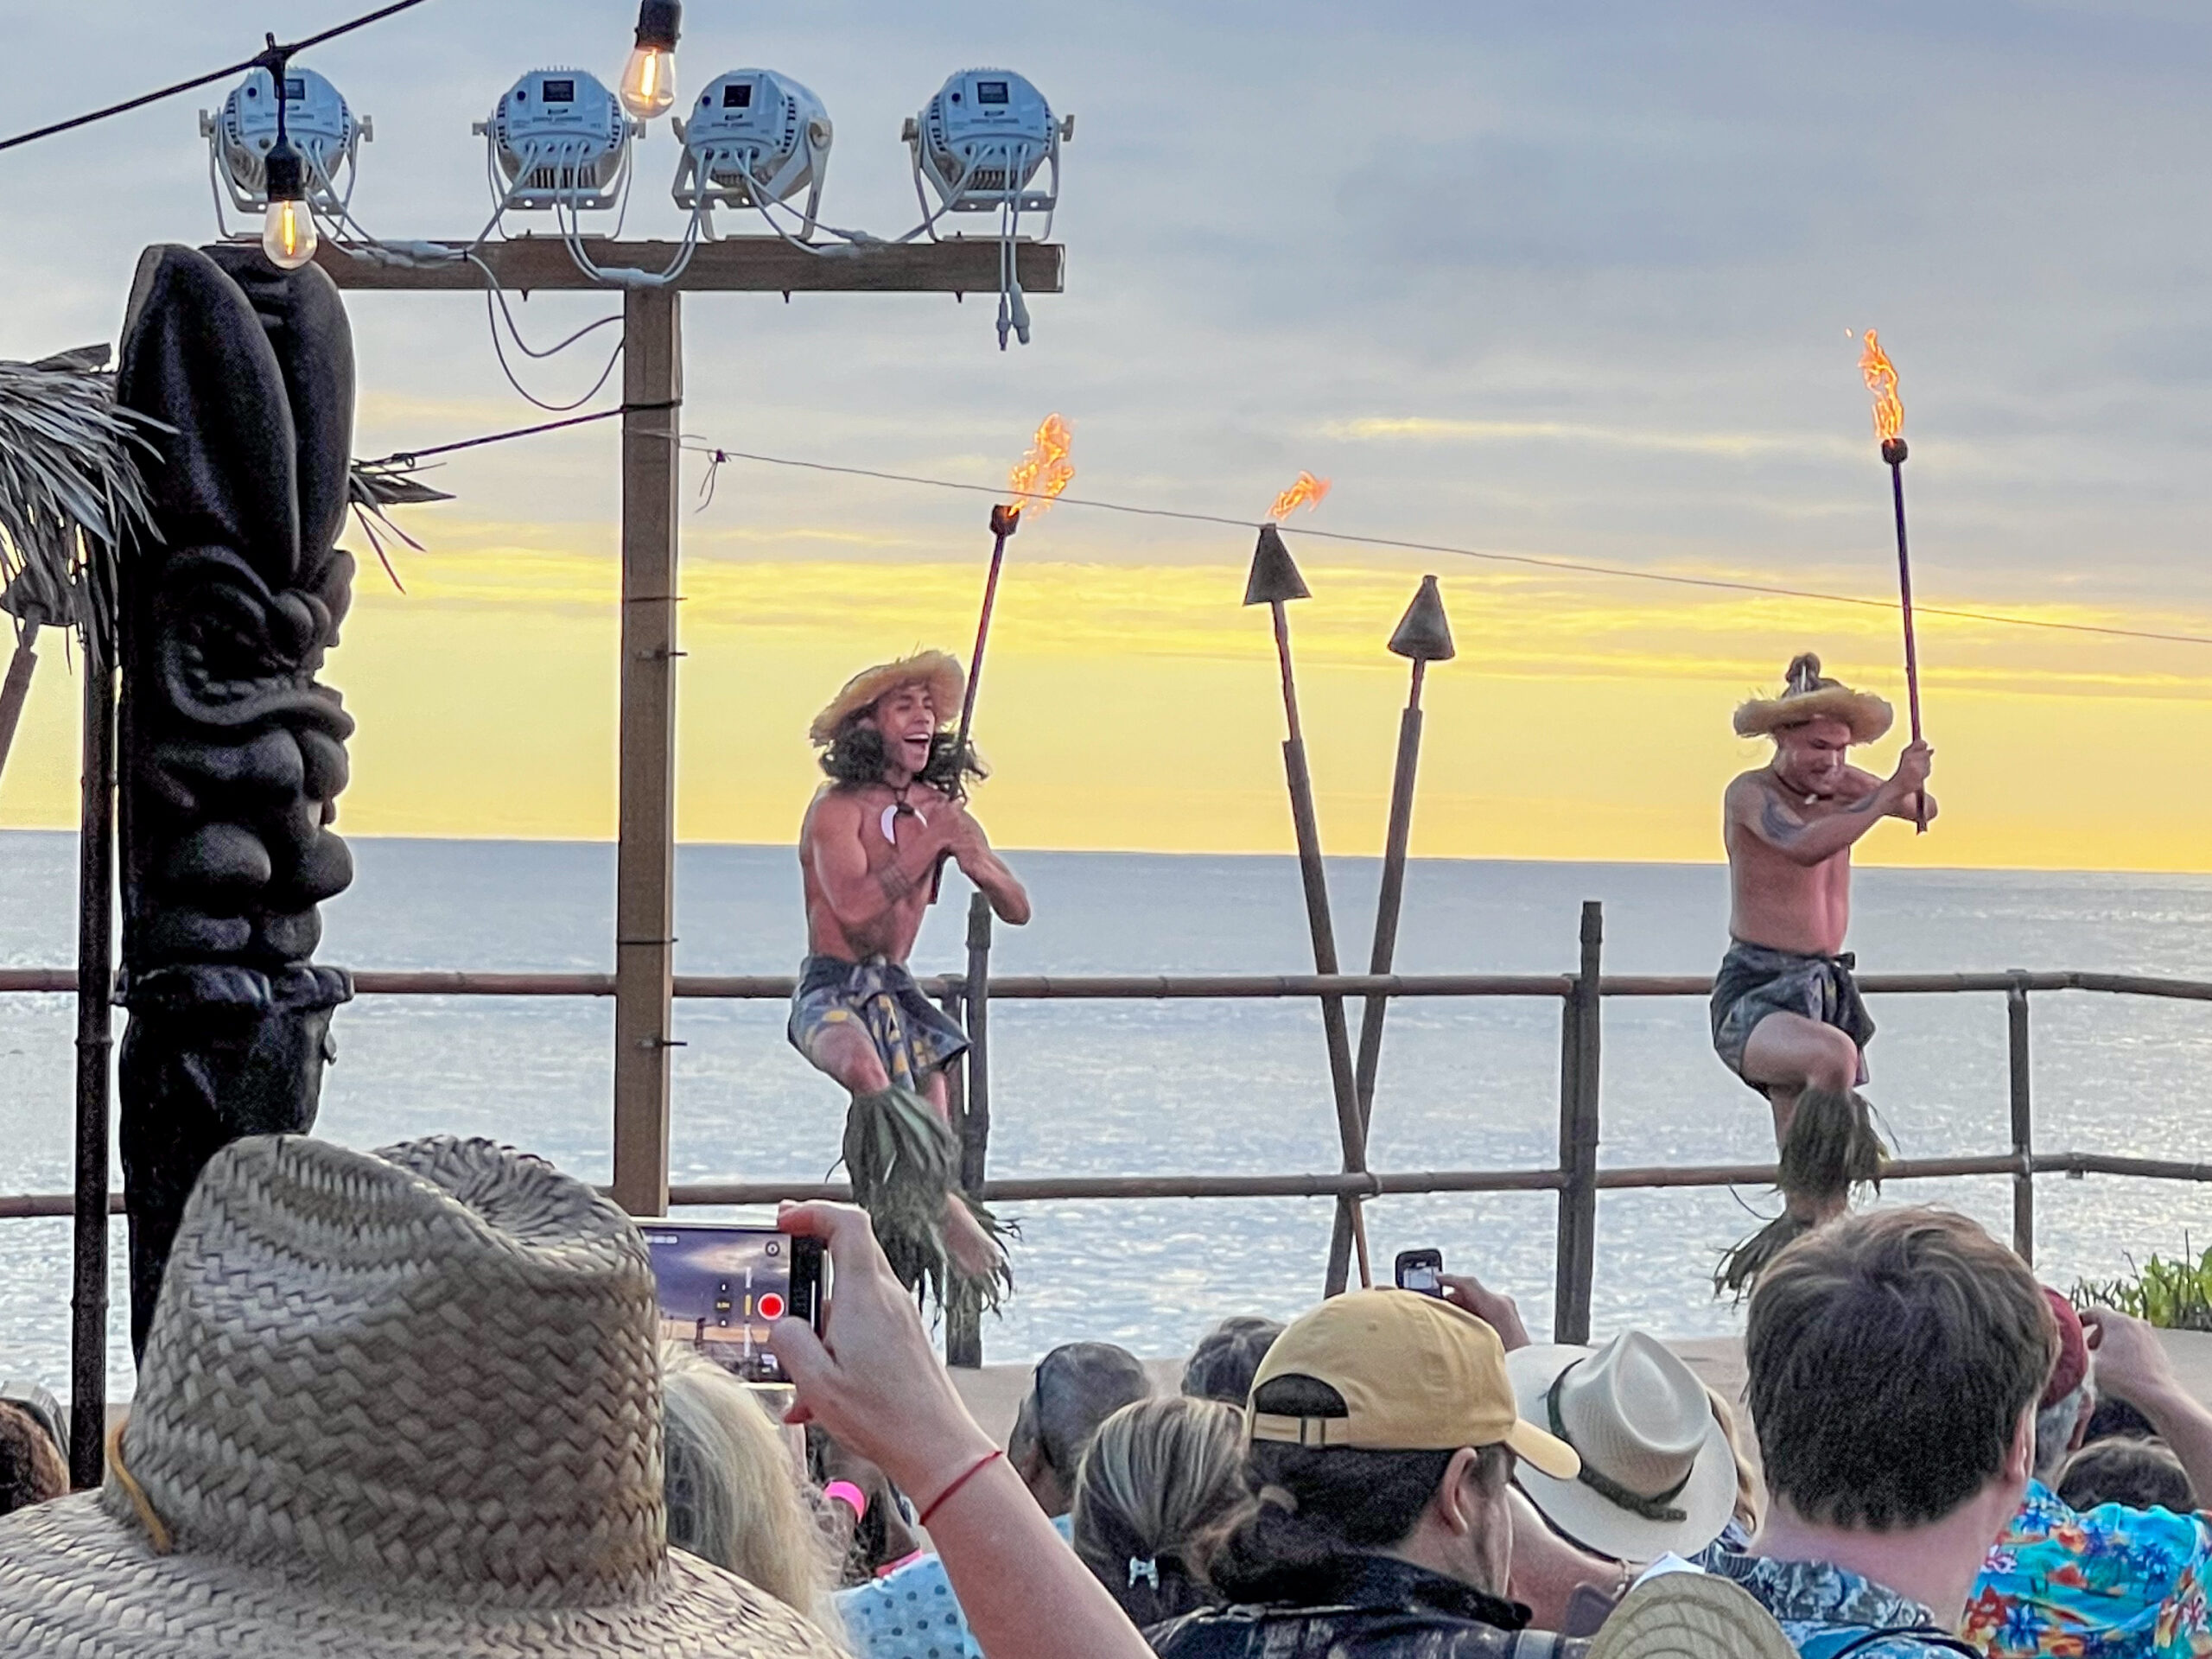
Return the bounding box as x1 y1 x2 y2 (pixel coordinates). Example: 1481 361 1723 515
791 651 1031 1306
1712 653 1935 1292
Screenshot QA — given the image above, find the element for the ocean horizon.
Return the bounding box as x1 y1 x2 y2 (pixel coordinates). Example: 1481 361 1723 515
6 828 2212 1394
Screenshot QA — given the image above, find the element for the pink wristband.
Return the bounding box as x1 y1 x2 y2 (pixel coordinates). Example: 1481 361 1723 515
823 1480 868 1522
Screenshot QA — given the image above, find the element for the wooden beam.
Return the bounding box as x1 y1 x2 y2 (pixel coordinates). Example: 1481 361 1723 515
312 236 1065 295
610 288 683 1219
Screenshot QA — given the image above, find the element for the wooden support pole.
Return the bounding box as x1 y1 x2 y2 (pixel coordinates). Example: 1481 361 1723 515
610 288 683 1219
944 901 991 1369
2008 978 2034 1263
0 624 37 785
1553 902 1603 1344
70 657 114 1489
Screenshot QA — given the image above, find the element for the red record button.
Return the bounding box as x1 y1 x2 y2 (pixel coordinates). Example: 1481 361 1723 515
756 1292 787 1322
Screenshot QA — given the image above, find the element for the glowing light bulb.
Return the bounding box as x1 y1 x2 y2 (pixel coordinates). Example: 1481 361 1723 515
260 139 317 270
619 0 681 119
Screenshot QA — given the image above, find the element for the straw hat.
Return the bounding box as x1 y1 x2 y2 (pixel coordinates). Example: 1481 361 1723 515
1506 1333 1738 1562
1732 653 1892 745
1586 1572 1796 1659
808 650 964 747
0 1135 841 1659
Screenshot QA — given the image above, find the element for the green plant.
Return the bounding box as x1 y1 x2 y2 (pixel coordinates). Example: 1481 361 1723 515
2073 1241 2212 1332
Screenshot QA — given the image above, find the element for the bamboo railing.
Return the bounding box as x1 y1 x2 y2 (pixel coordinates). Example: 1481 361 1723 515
6 897 2212 1364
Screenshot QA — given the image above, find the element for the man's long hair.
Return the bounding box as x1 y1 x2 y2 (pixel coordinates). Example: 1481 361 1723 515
818 718 988 793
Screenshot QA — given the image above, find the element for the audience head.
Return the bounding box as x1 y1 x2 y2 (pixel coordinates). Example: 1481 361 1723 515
1504 1329 1742 1561
1007 1341 1154 1517
0 1400 66 1517
2031 1289 2094 1483
1207 1288 1580 1605
662 1345 844 1635
1747 1206 2054 1536
1072 1395 1247 1626
2056 1437 2196 1515
1180 1316 1283 1405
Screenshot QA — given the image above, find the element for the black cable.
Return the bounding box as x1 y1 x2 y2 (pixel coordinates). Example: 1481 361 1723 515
0 0 435 156
355 400 679 469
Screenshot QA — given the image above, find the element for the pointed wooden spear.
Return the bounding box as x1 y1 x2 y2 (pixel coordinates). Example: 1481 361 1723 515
1246 524 1372 1294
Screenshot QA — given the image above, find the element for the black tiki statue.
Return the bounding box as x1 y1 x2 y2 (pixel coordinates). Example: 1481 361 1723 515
112 245 357 1356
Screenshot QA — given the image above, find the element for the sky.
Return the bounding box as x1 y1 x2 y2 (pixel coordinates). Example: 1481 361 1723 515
4 0 2212 867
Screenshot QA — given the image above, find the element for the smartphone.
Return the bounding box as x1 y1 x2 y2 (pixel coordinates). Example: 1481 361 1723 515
1395 1248 1446 1298
641 1220 826 1383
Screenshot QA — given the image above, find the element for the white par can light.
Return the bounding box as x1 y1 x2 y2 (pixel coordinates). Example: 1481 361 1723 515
201 66 367 213
905 67 1069 217
478 68 635 212
672 70 833 235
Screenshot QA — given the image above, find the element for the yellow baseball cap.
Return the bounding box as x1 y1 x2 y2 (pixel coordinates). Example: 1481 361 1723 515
1248 1290 1581 1480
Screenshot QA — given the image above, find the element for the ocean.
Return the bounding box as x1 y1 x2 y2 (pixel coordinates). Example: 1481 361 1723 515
4 828 2212 1395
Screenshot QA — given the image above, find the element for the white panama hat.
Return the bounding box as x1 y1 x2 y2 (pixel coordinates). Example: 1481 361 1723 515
1506 1332 1738 1564
0 1134 840 1659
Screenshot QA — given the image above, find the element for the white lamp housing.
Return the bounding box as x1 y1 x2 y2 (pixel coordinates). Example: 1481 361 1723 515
672 70 833 235
905 67 1068 217
478 68 635 212
201 66 367 213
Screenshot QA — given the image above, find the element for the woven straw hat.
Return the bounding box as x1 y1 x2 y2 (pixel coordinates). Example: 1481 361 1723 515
1506 1333 1738 1562
1732 653 1892 745
808 650 964 747
0 1135 840 1658
1586 1572 1796 1659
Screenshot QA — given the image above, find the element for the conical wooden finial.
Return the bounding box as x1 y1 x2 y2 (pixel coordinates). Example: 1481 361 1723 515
1243 524 1310 606
1387 575 1455 662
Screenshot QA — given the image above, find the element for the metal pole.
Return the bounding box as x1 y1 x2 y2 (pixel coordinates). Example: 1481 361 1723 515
611 288 683 1218
0 622 38 785
1552 901 1602 1344
945 893 994 1368
70 656 114 1489
2008 978 2034 1263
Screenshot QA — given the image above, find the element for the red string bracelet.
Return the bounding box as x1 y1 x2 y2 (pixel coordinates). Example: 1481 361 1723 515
918 1448 1005 1530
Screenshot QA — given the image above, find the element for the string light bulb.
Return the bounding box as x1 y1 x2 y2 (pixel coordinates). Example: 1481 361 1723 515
619 0 681 120
259 134 316 269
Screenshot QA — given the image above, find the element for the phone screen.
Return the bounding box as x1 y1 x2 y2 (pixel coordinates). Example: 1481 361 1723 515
643 1222 819 1382
1395 1249 1446 1298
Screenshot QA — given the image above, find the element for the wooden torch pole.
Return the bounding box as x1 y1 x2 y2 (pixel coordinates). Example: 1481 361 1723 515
0 621 38 787
1882 435 1927 833
1245 525 1371 1294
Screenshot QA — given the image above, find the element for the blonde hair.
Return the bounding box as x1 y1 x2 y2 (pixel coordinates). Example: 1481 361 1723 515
1071 1396 1247 1623
661 1345 846 1643
1703 1383 1764 1535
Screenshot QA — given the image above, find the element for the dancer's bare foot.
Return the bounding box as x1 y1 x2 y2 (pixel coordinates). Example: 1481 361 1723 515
944 1193 1004 1281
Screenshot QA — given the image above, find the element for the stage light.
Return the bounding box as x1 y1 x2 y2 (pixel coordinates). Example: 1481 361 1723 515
477 68 635 213
202 65 366 221
619 0 682 120
672 70 833 237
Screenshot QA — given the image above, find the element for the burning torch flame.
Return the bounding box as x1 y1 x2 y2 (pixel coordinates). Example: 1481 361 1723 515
1268 471 1332 522
1859 329 1904 446
1004 414 1076 518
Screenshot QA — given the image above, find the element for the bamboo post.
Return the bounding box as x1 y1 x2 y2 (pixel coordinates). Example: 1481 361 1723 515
1243 527 1371 1295
70 656 114 1489
611 288 683 1219
2008 977 2034 1263
1328 575 1454 1292
0 622 37 786
1552 901 1603 1344
945 893 995 1368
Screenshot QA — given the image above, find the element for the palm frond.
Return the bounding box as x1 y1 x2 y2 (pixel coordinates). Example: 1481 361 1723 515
0 346 161 668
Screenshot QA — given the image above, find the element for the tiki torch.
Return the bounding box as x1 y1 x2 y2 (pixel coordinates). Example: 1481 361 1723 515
0 570 62 788
951 415 1073 774
1245 511 1373 1294
1859 330 1926 831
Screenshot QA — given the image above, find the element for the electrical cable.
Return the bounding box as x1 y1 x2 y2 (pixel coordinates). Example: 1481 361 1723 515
351 415 2212 649
0 0 435 156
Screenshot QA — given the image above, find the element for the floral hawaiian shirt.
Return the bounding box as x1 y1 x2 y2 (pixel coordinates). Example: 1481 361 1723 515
1964 1478 2212 1659
1707 1550 1970 1658
836 1513 1074 1659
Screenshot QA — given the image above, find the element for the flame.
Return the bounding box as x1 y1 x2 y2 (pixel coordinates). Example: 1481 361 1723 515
1004 414 1075 518
1858 328 1904 445
1267 471 1332 521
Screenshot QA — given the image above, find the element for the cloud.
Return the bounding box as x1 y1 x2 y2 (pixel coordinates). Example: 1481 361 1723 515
1321 416 1859 461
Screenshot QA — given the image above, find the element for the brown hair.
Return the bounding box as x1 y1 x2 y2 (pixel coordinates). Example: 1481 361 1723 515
1746 1207 2054 1531
0 1402 67 1516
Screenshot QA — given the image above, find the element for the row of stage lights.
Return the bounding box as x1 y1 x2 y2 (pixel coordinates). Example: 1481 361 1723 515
204 2 1071 345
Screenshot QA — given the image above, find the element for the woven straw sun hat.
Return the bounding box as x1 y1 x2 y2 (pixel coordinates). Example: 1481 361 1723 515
1732 653 1892 746
808 650 964 747
0 1134 840 1659
1505 1332 1738 1563
1586 1572 1796 1659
